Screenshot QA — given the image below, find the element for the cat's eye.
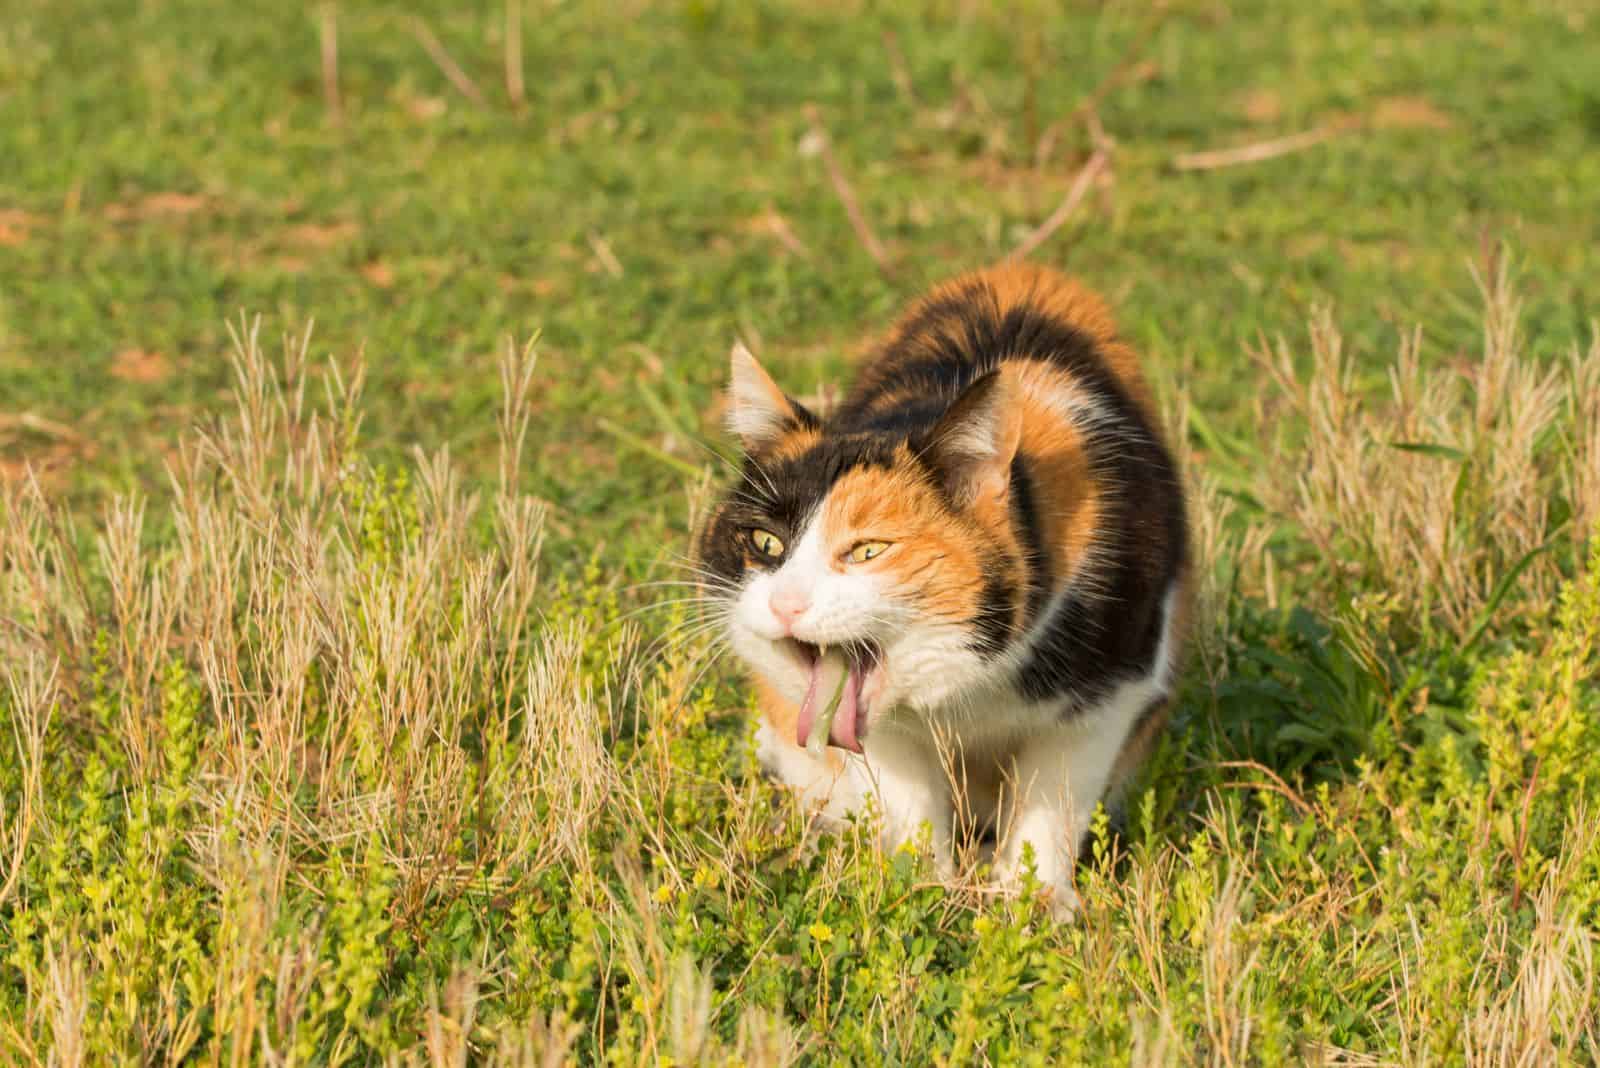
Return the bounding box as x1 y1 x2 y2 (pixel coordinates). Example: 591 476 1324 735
848 540 891 563
749 528 785 558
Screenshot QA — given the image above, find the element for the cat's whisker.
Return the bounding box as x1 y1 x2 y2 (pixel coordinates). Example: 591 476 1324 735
615 593 727 615
653 556 743 585
631 632 732 712
606 606 720 637
641 616 730 651
637 606 730 639
677 432 743 479
664 641 736 719
638 617 733 665
625 579 734 593
744 454 782 503
603 594 725 629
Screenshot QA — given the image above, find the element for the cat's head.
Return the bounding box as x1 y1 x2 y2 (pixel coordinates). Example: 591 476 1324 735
695 343 1028 752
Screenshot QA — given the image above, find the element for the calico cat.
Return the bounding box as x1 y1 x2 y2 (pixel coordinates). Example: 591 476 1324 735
695 263 1190 914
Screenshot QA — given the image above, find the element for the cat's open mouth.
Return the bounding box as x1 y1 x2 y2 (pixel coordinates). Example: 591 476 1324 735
783 639 881 754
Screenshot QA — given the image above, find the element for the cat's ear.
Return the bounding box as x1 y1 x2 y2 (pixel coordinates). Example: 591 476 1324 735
727 341 815 452
920 371 1022 506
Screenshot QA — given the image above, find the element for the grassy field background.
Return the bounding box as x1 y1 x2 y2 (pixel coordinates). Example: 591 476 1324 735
3 0 1599 1063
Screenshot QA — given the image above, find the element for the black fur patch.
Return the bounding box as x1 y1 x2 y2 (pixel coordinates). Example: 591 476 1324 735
971 570 1015 655
1008 457 1052 624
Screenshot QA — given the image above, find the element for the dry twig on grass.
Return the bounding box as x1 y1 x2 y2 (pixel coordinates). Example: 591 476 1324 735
883 31 916 104
319 4 341 126
0 412 86 445
760 207 812 262
1174 124 1342 172
504 0 525 111
802 104 893 276
588 232 623 278
1213 760 1315 818
1008 148 1110 261
406 16 487 108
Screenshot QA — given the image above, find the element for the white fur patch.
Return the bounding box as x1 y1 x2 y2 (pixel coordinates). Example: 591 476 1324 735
993 586 1180 901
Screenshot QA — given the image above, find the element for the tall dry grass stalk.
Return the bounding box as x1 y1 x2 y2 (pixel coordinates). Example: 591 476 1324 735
1256 258 1599 635
1393 806 1600 1067
42 942 87 1068
1 653 53 910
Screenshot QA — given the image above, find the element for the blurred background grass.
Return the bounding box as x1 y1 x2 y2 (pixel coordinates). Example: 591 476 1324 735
3 0 1597 565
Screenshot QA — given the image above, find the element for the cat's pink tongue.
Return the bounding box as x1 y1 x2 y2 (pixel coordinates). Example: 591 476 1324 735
795 653 864 753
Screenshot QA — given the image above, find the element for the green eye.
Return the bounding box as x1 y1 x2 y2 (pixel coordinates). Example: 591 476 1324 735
848 540 891 563
750 528 785 558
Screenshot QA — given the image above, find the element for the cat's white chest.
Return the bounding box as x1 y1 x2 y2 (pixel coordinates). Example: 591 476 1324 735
755 582 1180 916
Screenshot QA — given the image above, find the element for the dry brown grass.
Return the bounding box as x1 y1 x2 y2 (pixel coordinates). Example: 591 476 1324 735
0 314 819 1062
1255 257 1599 636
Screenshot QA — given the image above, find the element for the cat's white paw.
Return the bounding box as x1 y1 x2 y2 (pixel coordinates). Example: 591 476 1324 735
754 721 873 825
993 853 1080 922
1039 880 1080 922
880 826 957 882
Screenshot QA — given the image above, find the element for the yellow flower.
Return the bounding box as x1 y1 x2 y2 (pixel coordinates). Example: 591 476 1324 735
808 921 833 942
654 884 674 904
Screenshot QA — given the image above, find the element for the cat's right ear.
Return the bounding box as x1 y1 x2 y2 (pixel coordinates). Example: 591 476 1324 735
727 342 814 452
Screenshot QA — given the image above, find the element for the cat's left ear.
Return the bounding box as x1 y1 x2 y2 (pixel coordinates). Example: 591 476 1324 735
727 341 816 452
920 370 1022 507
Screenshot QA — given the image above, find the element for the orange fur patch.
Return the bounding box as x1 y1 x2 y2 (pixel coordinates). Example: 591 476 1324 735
819 460 1014 628
848 385 926 421
1007 360 1101 581
766 425 823 461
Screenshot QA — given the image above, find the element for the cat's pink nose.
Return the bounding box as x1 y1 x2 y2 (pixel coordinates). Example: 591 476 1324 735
768 588 811 628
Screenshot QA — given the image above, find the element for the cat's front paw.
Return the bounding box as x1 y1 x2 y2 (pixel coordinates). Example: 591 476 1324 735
878 819 956 882
754 721 877 826
993 853 1079 922
1037 880 1080 922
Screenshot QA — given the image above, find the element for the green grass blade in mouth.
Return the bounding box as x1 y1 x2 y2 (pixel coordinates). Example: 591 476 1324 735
806 647 849 758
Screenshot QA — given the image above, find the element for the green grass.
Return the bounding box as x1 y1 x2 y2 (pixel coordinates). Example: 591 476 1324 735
2 0 1600 1062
